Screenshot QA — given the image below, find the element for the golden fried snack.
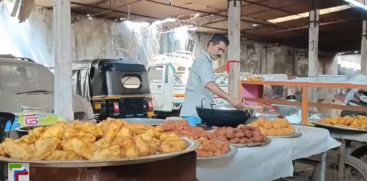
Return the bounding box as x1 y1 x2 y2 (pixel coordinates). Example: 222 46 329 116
73 122 103 138
159 140 187 153
124 145 141 158
0 144 5 156
62 138 93 159
91 145 121 160
320 116 367 130
63 127 97 143
41 123 66 139
115 127 132 138
44 150 80 161
250 118 295 136
2 139 33 160
1 119 189 161
34 137 60 160
20 127 46 144
133 136 151 156
94 138 112 149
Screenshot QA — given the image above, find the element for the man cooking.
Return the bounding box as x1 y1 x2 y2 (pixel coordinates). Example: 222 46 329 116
180 34 243 126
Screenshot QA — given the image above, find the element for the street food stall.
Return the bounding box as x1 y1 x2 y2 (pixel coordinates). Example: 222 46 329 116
0 78 366 181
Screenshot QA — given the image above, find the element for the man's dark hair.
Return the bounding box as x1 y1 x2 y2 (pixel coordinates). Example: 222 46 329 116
207 33 229 47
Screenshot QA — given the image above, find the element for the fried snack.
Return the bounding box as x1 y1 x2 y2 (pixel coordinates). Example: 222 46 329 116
246 75 264 81
99 120 124 141
196 139 230 157
73 122 103 138
249 118 295 136
63 127 97 143
0 119 189 161
320 115 367 130
20 127 46 144
91 145 121 160
62 137 93 159
2 139 33 160
40 123 66 139
213 125 266 144
44 150 80 161
34 137 60 159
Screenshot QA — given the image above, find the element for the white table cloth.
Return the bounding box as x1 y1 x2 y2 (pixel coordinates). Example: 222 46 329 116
197 125 340 181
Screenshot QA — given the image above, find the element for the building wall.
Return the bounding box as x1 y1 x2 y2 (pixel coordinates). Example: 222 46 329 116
0 2 159 67
0 2 340 77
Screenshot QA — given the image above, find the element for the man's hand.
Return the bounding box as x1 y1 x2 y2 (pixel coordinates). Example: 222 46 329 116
205 82 244 109
227 96 243 109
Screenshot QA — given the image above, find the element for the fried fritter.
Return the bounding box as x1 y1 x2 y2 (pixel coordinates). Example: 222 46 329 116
62 138 93 159
41 123 66 139
2 139 33 160
20 127 46 144
63 127 97 143
91 145 121 160
34 137 60 159
44 150 80 161
73 122 103 138
1 119 188 161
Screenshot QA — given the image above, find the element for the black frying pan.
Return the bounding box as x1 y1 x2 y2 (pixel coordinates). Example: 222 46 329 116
196 99 253 127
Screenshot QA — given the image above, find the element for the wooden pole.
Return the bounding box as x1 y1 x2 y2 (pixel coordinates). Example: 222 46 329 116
301 86 309 124
308 0 319 113
308 0 319 77
228 0 241 98
53 0 74 120
361 20 367 75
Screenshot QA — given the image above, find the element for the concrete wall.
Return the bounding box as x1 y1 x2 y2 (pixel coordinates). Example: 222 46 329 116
0 2 340 77
0 2 159 67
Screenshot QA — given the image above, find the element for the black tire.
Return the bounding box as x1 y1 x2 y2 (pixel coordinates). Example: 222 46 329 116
312 150 367 181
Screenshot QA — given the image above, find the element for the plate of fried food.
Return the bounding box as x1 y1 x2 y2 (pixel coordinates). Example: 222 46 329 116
211 125 270 148
311 115 367 133
0 118 198 167
196 140 237 160
248 118 302 138
158 120 237 159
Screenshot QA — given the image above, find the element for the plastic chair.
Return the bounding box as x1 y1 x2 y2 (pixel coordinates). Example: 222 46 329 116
0 112 15 181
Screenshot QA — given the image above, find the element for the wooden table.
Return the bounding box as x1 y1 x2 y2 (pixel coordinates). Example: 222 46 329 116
241 80 367 124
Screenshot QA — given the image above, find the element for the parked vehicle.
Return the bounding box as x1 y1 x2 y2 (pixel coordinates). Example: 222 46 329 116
72 58 154 121
148 51 193 117
0 55 94 120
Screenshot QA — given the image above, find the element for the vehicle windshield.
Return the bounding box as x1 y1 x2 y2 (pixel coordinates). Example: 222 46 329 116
148 66 163 83
0 63 54 93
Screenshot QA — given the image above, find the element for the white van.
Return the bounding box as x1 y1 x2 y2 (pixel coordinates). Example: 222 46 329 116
0 55 94 120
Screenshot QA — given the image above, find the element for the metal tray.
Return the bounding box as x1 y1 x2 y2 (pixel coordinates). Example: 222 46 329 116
123 118 166 126
0 138 198 168
269 131 302 138
232 137 271 148
197 145 237 160
311 121 367 133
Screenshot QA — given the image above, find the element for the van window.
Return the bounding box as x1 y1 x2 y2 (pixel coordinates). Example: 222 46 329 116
121 75 141 89
177 66 185 72
0 64 53 93
148 66 163 83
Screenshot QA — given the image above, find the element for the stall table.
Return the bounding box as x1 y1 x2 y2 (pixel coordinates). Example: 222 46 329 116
197 125 340 181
